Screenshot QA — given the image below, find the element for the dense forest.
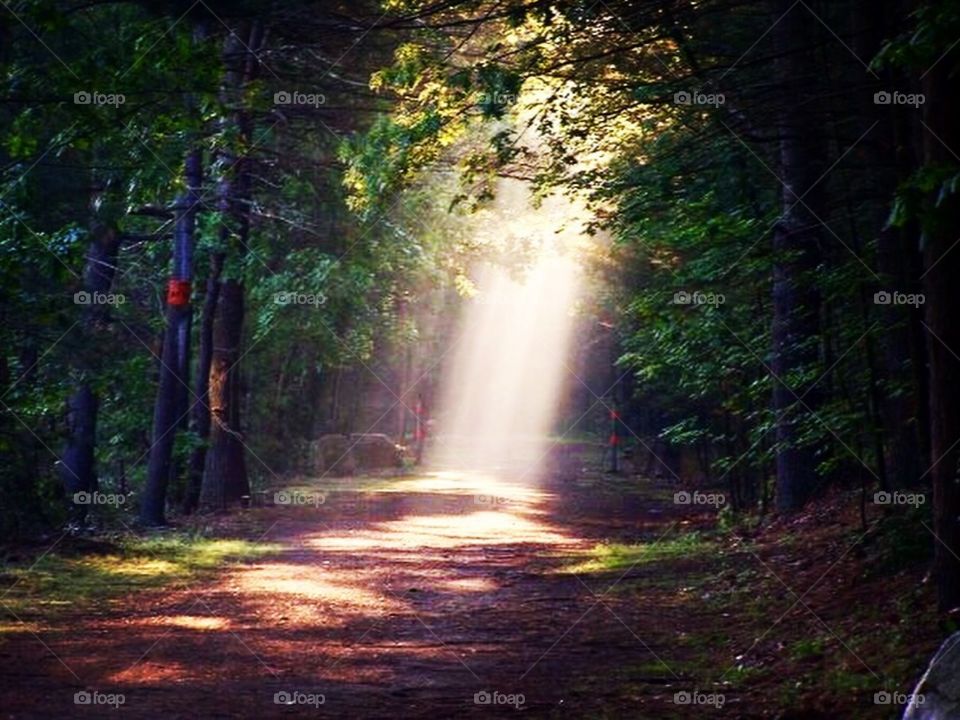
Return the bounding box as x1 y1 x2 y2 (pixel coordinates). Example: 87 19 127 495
2 0 960 718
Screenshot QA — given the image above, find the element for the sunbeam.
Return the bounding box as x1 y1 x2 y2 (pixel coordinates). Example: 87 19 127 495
428 179 589 477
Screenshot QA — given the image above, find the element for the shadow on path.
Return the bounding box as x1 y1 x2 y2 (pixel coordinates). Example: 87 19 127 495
1 452 720 719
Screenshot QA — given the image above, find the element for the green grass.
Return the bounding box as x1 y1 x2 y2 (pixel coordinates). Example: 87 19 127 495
557 532 710 574
789 636 828 661
0 534 283 629
627 659 696 677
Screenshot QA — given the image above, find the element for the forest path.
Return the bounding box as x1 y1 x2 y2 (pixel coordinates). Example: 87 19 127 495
1 451 728 719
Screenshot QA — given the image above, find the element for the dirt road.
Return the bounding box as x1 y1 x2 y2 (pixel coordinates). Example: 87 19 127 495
1 460 736 719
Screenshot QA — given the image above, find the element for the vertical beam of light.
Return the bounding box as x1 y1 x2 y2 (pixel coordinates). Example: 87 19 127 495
428 178 586 479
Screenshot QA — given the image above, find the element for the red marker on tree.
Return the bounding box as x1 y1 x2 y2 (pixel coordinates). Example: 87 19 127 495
166 278 191 307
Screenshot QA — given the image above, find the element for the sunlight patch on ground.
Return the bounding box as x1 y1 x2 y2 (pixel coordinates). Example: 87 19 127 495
0 537 281 622
374 470 547 503
93 557 181 576
108 660 190 684
433 576 498 593
232 563 398 612
308 510 571 552
148 615 229 631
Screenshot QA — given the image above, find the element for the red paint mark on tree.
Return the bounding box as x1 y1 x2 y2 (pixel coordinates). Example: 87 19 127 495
167 279 191 307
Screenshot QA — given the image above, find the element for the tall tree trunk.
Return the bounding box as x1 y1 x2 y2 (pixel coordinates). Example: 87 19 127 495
139 18 209 526
182 252 223 513
921 36 960 611
771 0 826 512
860 0 926 490
199 21 262 510
140 148 202 525
200 279 248 508
60 221 121 521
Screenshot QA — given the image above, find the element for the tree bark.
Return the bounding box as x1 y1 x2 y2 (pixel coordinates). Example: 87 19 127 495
198 21 262 510
182 252 223 513
771 0 826 512
200 279 248 508
921 38 960 612
862 0 926 490
140 148 202 526
60 222 121 521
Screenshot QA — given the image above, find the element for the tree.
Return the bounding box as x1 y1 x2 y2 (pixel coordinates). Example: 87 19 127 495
770 0 827 511
915 1 960 611
140 21 208 525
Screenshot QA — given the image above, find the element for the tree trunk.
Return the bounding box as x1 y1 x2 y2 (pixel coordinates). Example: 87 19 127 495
922 39 960 612
182 252 223 513
771 0 826 512
199 21 262 510
60 222 121 521
863 0 925 490
140 148 202 525
200 279 249 508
